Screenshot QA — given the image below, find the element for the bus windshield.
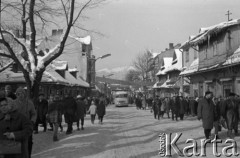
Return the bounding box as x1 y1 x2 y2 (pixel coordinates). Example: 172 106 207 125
115 94 128 98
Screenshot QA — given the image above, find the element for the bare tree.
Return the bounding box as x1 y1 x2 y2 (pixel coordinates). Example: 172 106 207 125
133 50 155 81
125 69 141 82
0 0 106 101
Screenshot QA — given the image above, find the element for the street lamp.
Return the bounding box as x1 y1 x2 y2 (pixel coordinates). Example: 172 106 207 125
95 53 111 61
89 53 111 89
102 73 114 97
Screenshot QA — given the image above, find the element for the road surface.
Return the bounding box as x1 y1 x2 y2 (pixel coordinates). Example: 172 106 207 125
32 104 240 158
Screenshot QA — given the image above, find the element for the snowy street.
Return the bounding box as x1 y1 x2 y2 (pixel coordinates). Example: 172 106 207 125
31 105 240 158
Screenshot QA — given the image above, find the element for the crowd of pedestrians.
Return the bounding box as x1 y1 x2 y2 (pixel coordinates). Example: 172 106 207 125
135 91 240 140
0 85 108 158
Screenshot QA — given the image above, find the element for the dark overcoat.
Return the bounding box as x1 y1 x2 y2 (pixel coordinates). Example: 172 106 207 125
97 99 106 117
152 99 159 114
62 97 77 123
36 99 48 123
197 98 214 129
76 99 86 119
0 111 32 158
180 99 187 115
221 98 239 130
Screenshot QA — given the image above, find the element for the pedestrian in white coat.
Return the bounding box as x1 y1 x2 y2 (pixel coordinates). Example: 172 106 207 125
88 101 97 124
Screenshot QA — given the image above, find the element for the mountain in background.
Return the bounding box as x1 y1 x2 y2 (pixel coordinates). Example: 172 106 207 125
96 66 136 80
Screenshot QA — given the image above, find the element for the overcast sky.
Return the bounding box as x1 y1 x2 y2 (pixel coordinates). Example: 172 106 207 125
82 0 240 70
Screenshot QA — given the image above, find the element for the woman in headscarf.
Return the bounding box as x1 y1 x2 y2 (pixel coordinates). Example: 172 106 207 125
0 97 32 158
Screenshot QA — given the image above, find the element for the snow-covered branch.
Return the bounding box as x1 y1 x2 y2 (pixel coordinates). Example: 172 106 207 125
1 30 29 54
0 51 12 58
0 60 14 73
37 44 60 70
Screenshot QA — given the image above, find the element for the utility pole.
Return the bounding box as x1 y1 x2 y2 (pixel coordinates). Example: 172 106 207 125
225 10 232 21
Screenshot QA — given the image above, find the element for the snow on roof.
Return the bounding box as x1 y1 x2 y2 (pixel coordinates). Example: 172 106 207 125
199 64 219 71
51 60 68 70
153 81 165 89
0 68 69 85
223 46 240 66
165 49 183 73
159 79 173 88
43 71 69 84
77 77 89 88
150 51 161 59
189 19 240 46
180 58 199 76
74 35 91 45
68 67 78 72
65 71 89 87
153 82 160 89
156 57 173 76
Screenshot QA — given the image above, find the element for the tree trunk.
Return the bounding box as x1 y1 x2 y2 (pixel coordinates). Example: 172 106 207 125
25 71 43 105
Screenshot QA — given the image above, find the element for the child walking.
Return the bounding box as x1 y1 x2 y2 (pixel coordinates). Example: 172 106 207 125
88 101 97 124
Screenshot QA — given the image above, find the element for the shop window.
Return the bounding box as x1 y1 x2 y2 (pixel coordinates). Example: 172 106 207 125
223 85 232 97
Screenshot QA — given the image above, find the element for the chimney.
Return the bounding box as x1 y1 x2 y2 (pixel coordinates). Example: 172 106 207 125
52 29 57 36
169 43 174 49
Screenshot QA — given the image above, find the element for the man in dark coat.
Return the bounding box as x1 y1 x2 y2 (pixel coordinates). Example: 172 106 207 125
197 91 214 139
172 96 179 121
157 98 162 120
179 97 186 120
97 96 106 124
152 97 159 119
62 94 77 134
135 96 141 110
5 85 17 100
76 95 86 130
213 97 221 139
169 97 175 121
221 93 239 138
34 94 48 133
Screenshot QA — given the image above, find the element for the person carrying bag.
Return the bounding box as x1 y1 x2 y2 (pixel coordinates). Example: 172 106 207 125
0 96 33 158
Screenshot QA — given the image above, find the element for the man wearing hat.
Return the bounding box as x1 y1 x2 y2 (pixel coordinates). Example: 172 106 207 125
34 93 48 133
198 91 214 139
76 95 86 130
221 92 239 138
